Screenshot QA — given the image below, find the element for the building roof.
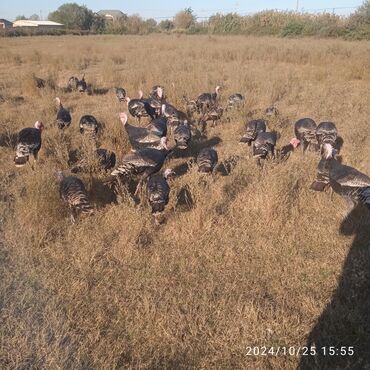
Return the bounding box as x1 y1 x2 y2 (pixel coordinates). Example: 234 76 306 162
0 19 13 24
97 10 125 18
13 20 64 27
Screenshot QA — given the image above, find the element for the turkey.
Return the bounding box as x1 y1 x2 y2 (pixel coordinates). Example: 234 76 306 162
125 91 156 123
280 118 318 158
310 157 331 192
68 76 79 91
76 75 87 93
149 85 166 101
55 97 72 129
147 116 168 138
57 171 94 223
33 76 45 89
199 104 223 130
239 119 267 145
316 121 338 148
79 115 99 137
161 103 188 129
315 144 370 213
148 86 165 115
14 121 44 167
147 168 175 223
174 121 192 150
182 95 198 117
71 148 116 173
227 94 244 110
197 148 218 173
119 112 164 150
253 131 277 166
196 86 221 114
111 137 171 196
265 106 279 117
115 87 126 102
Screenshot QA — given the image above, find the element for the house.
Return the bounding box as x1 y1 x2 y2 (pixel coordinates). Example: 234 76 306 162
96 10 126 21
0 19 13 29
12 20 64 29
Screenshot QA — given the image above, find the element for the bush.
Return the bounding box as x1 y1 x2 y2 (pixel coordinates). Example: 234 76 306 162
281 21 305 37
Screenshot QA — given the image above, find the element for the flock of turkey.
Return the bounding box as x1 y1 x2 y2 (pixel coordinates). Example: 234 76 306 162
13 75 370 223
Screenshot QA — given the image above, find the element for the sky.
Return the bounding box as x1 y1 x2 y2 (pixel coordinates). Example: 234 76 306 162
0 0 362 21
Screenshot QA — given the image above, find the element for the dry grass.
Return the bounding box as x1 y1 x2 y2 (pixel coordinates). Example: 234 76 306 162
0 35 370 369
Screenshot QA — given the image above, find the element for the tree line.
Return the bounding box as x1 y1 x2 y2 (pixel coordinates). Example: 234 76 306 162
7 1 370 39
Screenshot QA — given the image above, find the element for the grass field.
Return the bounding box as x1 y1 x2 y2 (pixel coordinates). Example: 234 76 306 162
0 34 370 369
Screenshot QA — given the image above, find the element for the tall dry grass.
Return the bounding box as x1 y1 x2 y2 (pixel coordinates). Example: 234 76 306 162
0 35 370 369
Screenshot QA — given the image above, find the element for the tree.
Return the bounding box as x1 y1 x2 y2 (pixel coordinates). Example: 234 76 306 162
174 8 196 29
349 0 370 26
159 19 174 31
91 15 106 33
48 3 94 30
29 14 40 20
15 15 27 20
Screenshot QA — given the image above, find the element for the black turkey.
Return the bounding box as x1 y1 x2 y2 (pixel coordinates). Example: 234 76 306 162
111 137 171 196
147 116 168 138
174 121 192 150
119 112 164 150
57 171 93 222
147 168 175 223
14 121 44 167
310 157 331 192
316 121 338 148
76 75 87 93
55 97 72 129
315 144 370 213
227 94 244 109
253 131 277 166
196 86 221 114
197 148 218 173
125 91 156 123
279 118 318 158
71 148 116 173
240 119 267 145
79 115 99 137
115 87 126 102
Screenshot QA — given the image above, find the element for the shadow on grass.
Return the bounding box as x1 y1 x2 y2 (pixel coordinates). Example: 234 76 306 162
299 205 370 369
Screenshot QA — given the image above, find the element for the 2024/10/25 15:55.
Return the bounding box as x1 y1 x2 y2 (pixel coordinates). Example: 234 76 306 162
245 346 355 356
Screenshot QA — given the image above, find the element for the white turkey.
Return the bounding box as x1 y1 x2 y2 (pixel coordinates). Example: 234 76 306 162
14 121 44 167
115 87 126 102
239 119 267 145
125 91 156 123
79 115 99 137
111 137 171 196
147 168 175 224
57 171 94 223
55 97 72 129
119 112 165 150
313 144 370 213
197 148 218 173
196 86 221 114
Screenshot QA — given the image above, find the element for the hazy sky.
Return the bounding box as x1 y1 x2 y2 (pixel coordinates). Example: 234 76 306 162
0 0 362 21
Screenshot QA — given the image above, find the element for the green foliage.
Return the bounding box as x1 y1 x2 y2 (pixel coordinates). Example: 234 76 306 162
281 21 305 37
48 3 94 30
159 19 174 31
15 15 27 20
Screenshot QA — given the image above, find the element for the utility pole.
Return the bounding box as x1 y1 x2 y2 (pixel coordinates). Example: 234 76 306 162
296 0 299 12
